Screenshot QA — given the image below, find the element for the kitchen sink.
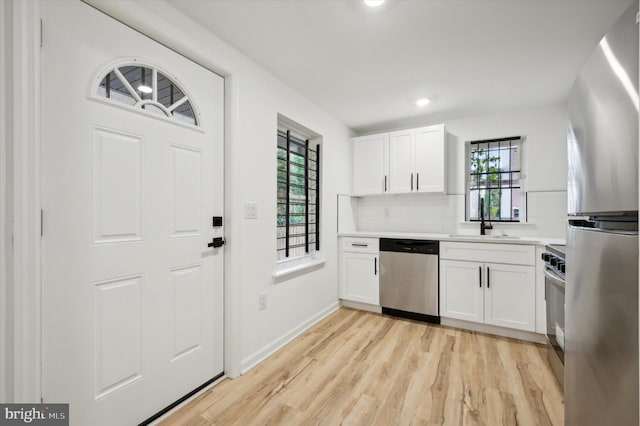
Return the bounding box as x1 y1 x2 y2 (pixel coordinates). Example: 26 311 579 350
448 234 521 240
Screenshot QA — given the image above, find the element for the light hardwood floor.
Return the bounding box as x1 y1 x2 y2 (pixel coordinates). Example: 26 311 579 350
161 308 564 426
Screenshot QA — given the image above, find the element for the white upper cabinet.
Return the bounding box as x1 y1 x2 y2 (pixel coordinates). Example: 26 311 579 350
414 124 446 193
353 133 389 195
352 124 446 195
388 129 415 193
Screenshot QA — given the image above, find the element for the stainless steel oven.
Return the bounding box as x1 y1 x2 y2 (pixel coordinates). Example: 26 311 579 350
543 244 565 389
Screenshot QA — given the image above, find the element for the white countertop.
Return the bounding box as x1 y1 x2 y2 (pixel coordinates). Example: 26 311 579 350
338 231 565 246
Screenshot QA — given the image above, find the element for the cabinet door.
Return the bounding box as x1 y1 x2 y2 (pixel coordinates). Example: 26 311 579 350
341 252 379 305
440 259 484 323
388 129 414 193
414 124 446 193
353 134 388 195
484 263 536 331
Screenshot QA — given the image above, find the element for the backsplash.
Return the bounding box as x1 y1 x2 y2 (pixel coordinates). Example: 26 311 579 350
351 190 567 238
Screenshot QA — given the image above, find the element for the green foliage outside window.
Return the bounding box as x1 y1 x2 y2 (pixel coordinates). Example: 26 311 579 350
470 148 502 219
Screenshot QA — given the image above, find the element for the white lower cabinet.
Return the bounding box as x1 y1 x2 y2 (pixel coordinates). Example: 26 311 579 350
340 238 379 305
440 242 536 332
483 262 535 331
440 260 484 323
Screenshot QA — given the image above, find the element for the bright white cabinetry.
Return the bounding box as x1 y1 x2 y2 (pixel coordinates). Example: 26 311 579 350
388 129 414 193
440 242 536 332
352 133 388 195
352 124 446 195
340 237 379 305
483 262 535 330
440 259 484 323
414 124 446 193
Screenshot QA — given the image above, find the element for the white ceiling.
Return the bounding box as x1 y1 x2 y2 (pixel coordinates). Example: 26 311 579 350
167 0 632 134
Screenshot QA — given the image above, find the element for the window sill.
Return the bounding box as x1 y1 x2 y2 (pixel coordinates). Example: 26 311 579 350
272 258 326 282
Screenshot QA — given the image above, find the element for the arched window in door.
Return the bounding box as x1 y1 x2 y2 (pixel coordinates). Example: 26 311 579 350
95 61 199 126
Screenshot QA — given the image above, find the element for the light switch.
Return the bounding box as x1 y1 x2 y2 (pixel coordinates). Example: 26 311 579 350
245 202 258 219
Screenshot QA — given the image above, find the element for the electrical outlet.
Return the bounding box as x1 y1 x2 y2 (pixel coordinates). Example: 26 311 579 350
258 292 268 310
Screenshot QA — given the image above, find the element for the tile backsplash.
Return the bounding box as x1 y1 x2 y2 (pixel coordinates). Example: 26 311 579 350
349 191 567 238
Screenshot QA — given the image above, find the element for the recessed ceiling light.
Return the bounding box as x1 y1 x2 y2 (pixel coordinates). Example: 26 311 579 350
138 85 153 94
364 0 385 7
416 98 430 107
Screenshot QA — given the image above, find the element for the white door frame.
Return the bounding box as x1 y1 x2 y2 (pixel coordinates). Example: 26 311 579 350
0 0 11 404
6 0 42 402
7 0 242 402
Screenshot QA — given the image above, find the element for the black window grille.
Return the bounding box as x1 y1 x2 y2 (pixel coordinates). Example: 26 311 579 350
277 130 320 261
467 136 523 222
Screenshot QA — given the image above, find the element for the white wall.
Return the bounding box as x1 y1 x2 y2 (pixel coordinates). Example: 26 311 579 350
224 62 351 370
356 103 568 238
445 102 567 194
123 1 353 373
0 0 11 402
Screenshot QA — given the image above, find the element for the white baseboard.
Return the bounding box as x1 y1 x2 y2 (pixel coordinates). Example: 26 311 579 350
240 301 341 374
441 317 547 344
340 299 382 313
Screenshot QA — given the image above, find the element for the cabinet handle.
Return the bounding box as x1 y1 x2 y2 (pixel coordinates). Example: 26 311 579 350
411 173 414 191
384 175 387 192
351 243 368 247
479 266 482 288
487 266 490 288
374 257 377 275
417 173 419 190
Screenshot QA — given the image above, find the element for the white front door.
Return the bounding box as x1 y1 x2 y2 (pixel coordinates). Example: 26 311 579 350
41 2 224 424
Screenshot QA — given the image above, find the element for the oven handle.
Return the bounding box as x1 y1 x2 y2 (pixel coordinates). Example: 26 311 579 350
544 268 565 290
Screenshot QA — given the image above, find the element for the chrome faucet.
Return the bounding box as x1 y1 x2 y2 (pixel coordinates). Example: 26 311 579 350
480 197 493 235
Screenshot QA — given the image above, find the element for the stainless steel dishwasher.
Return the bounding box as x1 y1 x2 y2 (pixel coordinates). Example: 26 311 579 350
379 238 439 323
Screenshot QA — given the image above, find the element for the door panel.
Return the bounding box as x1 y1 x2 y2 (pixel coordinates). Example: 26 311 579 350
440 260 484 323
341 252 379 305
169 145 203 236
483 263 535 331
388 130 414 193
567 6 638 215
566 226 638 426
92 128 143 243
93 275 143 400
414 125 445 193
353 134 388 194
379 251 438 316
41 2 224 424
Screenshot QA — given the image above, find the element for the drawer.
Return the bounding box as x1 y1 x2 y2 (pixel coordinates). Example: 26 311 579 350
341 237 379 254
440 241 535 266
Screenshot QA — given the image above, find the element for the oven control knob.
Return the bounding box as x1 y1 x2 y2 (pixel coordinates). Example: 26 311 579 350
550 257 558 267
542 253 551 262
559 263 566 273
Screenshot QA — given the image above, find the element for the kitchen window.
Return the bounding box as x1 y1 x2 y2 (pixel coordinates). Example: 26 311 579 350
466 136 525 222
277 129 320 261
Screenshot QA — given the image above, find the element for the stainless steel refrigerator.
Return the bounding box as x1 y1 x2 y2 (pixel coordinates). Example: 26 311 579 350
566 4 639 426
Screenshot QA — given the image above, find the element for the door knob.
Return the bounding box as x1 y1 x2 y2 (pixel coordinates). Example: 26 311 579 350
208 237 225 248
